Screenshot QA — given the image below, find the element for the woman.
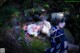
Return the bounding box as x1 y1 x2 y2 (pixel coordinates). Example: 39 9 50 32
45 12 68 53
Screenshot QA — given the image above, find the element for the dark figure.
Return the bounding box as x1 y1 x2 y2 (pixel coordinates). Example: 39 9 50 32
45 12 68 53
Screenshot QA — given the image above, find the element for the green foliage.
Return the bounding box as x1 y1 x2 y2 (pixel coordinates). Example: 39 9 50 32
20 29 50 53
20 38 27 48
31 38 50 53
34 0 42 4
44 4 49 8
0 5 19 27
21 29 25 39
19 29 28 49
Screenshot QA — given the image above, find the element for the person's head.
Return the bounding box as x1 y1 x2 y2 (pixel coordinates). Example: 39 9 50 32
51 12 66 28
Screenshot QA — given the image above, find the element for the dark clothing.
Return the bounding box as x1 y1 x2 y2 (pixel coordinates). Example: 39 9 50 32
45 26 67 53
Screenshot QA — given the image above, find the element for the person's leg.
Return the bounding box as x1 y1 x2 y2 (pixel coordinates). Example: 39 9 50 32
60 42 68 53
45 47 56 53
63 41 68 53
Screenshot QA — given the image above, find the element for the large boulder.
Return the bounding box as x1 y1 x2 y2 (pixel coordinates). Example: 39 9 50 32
64 28 74 44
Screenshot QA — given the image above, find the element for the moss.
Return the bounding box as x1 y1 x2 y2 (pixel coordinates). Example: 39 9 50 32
31 38 50 53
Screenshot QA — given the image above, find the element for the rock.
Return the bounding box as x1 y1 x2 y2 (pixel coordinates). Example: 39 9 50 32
64 29 74 44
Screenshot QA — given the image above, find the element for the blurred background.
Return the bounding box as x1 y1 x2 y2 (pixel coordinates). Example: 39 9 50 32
0 0 80 53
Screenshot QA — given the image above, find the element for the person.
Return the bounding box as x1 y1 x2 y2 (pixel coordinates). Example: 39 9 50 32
45 12 68 53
